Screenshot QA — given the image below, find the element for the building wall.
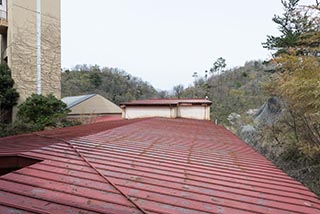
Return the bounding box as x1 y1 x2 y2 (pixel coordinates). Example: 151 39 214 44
39 0 61 97
178 105 210 120
7 0 61 106
123 105 211 120
69 95 122 115
123 106 177 119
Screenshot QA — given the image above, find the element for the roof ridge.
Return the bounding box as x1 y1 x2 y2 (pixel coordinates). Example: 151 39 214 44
135 98 208 101
62 94 96 108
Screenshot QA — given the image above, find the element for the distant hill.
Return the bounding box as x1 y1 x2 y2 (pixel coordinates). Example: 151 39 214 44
61 65 159 105
179 60 271 124
62 62 271 124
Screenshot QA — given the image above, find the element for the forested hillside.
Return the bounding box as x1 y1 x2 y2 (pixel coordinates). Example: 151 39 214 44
62 65 159 104
175 60 271 125
256 0 320 195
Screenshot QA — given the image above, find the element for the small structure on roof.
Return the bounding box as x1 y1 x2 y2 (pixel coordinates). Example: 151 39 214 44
120 98 212 120
61 94 122 121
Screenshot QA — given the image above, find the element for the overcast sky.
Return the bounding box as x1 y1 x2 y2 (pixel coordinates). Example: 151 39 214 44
61 0 314 91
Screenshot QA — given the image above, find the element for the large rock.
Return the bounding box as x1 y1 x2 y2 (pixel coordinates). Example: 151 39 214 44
237 125 258 146
227 113 241 128
237 97 283 147
254 96 283 126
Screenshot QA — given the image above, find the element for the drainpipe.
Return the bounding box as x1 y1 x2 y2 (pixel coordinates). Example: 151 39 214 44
36 0 41 95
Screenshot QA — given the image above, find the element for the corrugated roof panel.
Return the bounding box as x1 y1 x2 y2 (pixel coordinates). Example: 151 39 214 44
0 118 319 214
61 94 96 108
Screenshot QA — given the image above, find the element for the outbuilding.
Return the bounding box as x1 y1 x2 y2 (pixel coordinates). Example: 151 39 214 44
61 94 122 122
120 98 212 120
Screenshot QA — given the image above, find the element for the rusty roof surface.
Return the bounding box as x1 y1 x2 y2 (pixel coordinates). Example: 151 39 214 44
0 118 319 214
121 98 212 106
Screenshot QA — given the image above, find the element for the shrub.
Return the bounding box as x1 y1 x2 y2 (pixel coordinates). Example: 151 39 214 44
0 64 19 123
17 94 70 130
0 121 39 137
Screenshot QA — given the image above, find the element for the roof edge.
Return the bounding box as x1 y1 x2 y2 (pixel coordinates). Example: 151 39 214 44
120 99 212 107
67 94 97 109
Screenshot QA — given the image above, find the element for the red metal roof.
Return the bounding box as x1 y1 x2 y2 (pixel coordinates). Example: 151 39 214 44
121 98 212 106
94 115 123 123
0 118 319 214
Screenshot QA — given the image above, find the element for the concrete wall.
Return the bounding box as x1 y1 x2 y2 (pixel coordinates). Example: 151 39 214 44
7 0 61 106
39 0 61 97
123 106 177 119
123 105 211 120
178 105 210 120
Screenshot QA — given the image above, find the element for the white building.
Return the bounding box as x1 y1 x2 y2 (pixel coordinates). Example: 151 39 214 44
121 99 212 120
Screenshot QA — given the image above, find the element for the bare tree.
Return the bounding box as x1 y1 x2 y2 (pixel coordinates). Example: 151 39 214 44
173 84 184 98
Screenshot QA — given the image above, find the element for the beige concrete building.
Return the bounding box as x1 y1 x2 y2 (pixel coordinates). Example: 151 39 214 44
0 0 61 107
121 99 212 120
62 94 122 122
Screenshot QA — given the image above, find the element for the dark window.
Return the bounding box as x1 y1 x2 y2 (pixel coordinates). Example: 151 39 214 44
0 156 42 176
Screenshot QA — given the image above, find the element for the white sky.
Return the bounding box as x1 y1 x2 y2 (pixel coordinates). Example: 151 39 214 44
61 0 314 90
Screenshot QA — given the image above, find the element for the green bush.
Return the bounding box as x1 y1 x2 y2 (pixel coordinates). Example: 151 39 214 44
17 94 70 130
0 64 19 123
